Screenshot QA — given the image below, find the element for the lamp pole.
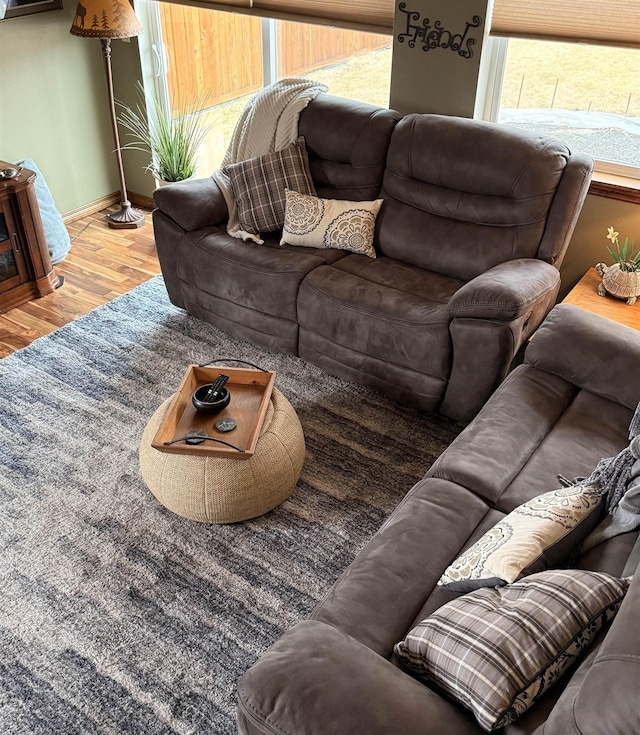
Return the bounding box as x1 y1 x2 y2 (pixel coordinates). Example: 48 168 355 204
100 38 145 229
70 0 145 229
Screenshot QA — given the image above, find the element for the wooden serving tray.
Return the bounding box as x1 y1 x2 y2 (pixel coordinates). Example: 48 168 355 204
152 365 276 459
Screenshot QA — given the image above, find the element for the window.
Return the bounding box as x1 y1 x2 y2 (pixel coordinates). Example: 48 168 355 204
136 1 391 175
495 38 639 175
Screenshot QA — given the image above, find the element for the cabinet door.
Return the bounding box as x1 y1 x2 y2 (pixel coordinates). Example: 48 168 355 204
0 198 29 294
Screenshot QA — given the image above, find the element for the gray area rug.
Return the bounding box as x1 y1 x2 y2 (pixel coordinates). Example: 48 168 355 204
0 276 461 734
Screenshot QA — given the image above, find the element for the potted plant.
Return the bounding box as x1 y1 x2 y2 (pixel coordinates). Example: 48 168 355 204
117 82 212 187
595 226 640 306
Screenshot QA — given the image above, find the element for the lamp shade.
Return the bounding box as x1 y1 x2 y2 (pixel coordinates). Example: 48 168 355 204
70 0 143 38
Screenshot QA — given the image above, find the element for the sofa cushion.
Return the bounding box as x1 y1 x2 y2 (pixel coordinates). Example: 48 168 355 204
395 570 629 732
376 114 571 282
297 257 463 383
176 226 346 325
311 478 490 658
223 137 316 236
526 304 640 413
237 620 484 735
281 189 382 257
428 365 633 512
438 484 605 590
298 94 402 201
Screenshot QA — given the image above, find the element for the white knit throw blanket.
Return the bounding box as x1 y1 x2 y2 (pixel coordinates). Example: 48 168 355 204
212 77 328 243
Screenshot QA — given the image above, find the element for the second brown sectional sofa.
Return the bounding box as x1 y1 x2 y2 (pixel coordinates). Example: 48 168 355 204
237 304 640 735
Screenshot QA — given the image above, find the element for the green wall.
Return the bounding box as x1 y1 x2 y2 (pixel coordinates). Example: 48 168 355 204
111 37 156 199
0 3 120 214
559 194 639 298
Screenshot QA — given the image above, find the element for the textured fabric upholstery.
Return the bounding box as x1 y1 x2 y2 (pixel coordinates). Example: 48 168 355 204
298 258 460 382
525 303 640 411
237 306 640 735
153 176 228 232
237 619 481 735
154 94 401 356
152 96 594 420
299 94 402 201
376 114 575 281
173 227 347 354
296 112 591 420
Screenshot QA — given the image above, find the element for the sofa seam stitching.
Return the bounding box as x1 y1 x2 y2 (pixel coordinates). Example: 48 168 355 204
449 282 558 313
542 163 591 263
382 186 553 226
238 692 293 735
347 109 382 162
301 338 448 389
182 286 299 335
385 167 557 207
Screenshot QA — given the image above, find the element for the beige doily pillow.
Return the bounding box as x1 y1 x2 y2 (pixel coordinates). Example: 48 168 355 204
280 189 382 258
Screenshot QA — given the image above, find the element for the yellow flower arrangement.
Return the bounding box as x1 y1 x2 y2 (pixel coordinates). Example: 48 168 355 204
606 226 639 272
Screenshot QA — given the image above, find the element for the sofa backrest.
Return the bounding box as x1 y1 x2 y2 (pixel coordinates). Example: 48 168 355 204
376 114 593 282
298 94 402 202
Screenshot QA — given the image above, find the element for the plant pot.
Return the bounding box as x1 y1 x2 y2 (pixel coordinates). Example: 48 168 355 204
597 262 640 306
154 176 193 189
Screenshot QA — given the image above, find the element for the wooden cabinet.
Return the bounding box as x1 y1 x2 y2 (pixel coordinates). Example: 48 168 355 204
0 161 61 314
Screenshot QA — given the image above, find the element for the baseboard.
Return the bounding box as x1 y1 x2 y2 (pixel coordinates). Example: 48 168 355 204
62 193 120 223
62 192 155 223
129 192 156 209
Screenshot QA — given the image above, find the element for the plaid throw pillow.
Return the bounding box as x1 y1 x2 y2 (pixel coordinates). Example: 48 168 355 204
223 137 316 237
395 570 629 732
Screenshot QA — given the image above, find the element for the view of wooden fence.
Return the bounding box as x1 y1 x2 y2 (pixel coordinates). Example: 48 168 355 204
160 7 263 115
277 21 389 78
159 5 388 116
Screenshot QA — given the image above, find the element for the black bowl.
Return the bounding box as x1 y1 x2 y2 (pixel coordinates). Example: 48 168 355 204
192 385 231 414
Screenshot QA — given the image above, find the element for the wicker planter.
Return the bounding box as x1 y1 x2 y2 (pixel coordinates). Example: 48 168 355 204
596 263 640 306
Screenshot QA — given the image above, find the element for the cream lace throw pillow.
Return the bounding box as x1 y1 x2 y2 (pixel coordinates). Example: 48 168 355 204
280 189 382 258
438 484 605 591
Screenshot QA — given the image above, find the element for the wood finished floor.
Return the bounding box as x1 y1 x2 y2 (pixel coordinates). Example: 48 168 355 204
0 207 160 358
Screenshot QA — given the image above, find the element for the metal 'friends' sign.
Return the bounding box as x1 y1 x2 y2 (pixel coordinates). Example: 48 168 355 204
397 2 483 59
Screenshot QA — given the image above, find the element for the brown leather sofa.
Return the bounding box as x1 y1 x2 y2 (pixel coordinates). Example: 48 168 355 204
152 95 593 420
236 304 640 735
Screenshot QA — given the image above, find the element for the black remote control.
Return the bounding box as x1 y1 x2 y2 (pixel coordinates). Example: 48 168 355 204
202 374 229 403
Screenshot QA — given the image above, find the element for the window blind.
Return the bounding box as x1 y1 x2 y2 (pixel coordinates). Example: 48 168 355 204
158 0 395 34
490 0 640 49
158 0 639 46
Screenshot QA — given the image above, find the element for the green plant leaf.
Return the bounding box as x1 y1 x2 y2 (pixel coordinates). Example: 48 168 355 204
116 81 213 182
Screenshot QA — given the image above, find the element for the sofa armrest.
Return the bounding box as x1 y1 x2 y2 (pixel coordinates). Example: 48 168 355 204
440 259 560 421
152 176 228 232
544 557 640 735
237 620 480 735
525 304 640 412
447 259 560 321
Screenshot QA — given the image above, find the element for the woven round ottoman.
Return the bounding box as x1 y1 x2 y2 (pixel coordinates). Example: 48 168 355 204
139 388 305 523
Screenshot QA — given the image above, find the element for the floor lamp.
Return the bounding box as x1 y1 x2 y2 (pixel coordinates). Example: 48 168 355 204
70 0 145 229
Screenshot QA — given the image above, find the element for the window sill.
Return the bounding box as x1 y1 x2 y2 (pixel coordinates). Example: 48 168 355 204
589 172 640 205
